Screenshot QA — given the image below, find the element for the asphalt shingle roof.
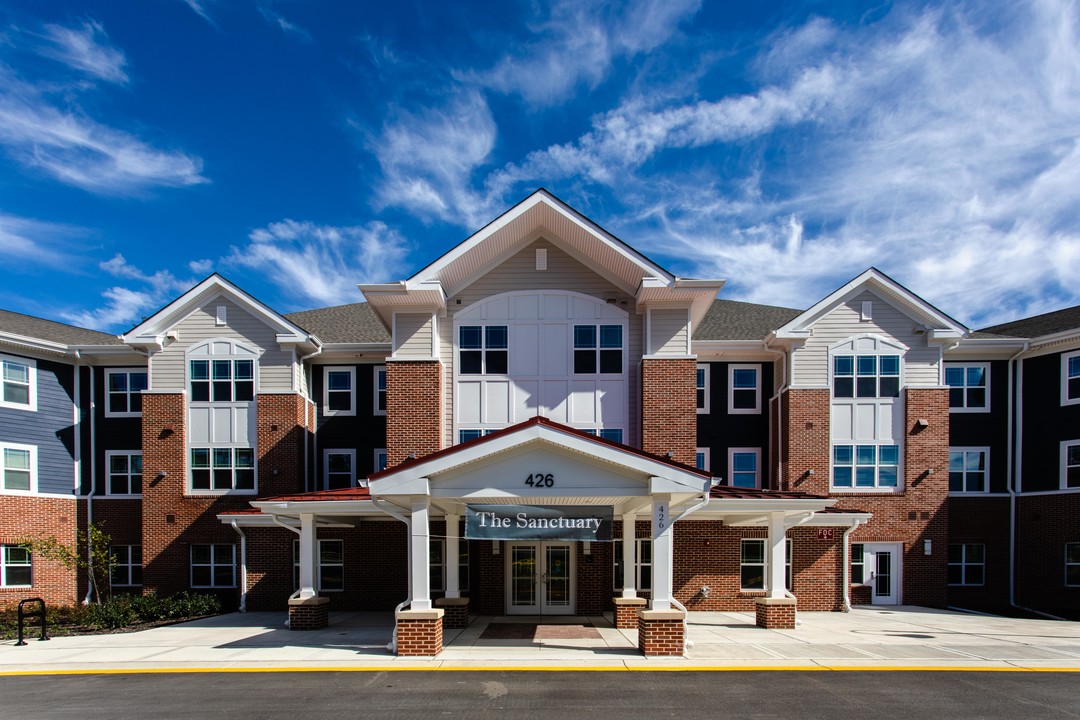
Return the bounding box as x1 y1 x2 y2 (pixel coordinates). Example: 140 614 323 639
693 299 802 341
977 304 1080 339
284 302 390 344
0 309 123 346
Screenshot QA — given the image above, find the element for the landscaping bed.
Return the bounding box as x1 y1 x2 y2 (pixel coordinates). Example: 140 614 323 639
0 592 222 640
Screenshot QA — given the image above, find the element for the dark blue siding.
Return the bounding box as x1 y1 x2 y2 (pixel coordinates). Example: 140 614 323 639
1020 352 1080 492
90 366 144 496
948 359 1011 493
313 364 387 492
696 361 774 484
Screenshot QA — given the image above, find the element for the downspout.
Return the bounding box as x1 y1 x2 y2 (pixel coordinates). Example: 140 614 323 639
230 521 248 612
842 518 868 612
84 357 96 605
372 497 413 653
668 491 711 653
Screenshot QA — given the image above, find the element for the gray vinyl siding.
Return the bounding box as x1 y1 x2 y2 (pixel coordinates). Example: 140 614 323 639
395 313 434 357
439 238 643 448
0 354 76 496
650 308 689 355
149 296 296 393
792 290 940 387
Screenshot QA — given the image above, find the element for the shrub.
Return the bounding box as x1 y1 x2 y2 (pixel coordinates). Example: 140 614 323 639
85 597 138 629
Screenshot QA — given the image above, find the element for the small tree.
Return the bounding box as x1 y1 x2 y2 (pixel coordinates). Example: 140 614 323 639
19 522 114 604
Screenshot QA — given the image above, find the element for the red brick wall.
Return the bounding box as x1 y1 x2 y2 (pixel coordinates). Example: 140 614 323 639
948 496 1012 612
1015 493 1080 617
779 388 831 491
385 361 442 467
641 358 696 465
0 496 79 609
256 394 310 496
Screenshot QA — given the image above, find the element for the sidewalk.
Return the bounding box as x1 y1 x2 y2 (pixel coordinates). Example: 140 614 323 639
2 606 1079 674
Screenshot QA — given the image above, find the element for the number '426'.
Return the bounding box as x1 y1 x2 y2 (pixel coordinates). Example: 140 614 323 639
525 473 554 487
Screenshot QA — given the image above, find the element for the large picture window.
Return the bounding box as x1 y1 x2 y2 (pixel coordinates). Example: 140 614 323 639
190 359 254 402
190 448 255 491
105 369 148 417
945 363 989 412
833 354 900 398
832 444 899 489
459 325 508 375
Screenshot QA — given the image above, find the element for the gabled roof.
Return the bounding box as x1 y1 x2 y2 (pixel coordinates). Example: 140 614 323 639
0 308 123 349
977 303 1080 340
122 274 318 351
772 268 968 342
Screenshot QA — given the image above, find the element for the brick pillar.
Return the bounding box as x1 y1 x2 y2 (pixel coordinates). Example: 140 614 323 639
288 596 329 630
385 361 443 467
638 609 685 656
755 597 796 629
779 388 830 493
436 597 470 629
396 609 444 656
641 358 696 465
613 597 647 629
141 393 189 598
257 393 308 496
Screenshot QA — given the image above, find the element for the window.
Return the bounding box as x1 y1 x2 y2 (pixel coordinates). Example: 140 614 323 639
582 428 625 444
190 359 254 402
105 369 147 417
740 538 791 591
613 538 652 591
106 451 142 495
459 429 496 443
1063 441 1080 490
573 324 623 374
323 449 355 490
1067 544 1080 587
696 448 710 472
293 540 344 592
459 325 508 375
1 443 36 493
728 364 761 414
374 366 386 415
945 363 989 412
190 448 255 492
374 449 387 473
191 544 235 588
429 538 470 592
729 448 761 489
0 354 35 411
110 545 142 587
1 545 31 587
948 544 985 586
833 354 900 398
851 544 865 584
949 448 988 493
696 364 710 414
323 367 355 416
832 444 900 489
1064 352 1080 406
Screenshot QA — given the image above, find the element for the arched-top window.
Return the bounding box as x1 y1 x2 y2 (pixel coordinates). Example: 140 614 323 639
186 340 259 403
828 335 907 399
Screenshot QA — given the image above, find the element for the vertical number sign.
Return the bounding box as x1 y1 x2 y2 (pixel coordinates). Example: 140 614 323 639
652 502 667 537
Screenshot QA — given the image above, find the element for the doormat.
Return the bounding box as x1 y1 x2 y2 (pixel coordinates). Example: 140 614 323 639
480 623 602 640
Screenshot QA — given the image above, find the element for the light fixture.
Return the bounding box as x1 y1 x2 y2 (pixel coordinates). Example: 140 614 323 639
492 540 500 555
924 539 932 555
701 586 711 598
916 418 929 428
806 469 815 476
583 541 591 556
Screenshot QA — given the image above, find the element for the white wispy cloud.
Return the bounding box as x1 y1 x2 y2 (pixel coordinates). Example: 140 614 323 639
227 219 410 307
0 67 208 193
0 213 86 267
37 21 128 84
180 0 218 27
258 5 312 42
61 254 195 330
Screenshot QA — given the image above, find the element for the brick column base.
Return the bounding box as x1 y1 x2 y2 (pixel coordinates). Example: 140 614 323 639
288 596 329 630
638 609 685 656
436 597 470 629
755 597 797 629
396 609 444 656
613 597 647 629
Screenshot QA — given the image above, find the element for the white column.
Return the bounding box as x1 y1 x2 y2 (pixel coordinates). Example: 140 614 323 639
410 497 432 611
445 513 460 599
298 513 318 599
650 494 673 611
767 511 787 599
621 513 637 598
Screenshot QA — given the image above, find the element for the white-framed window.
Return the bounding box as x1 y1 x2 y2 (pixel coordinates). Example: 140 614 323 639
190 358 254 402
729 448 761 489
573 324 623 375
190 544 235 588
374 365 386 415
110 545 142 587
582 428 625 444
1 545 31 587
696 364 710 414
947 543 985 586
945 363 989 412
374 448 387 473
696 447 710 472
323 366 356 416
323 449 356 490
105 368 148 417
293 539 344 592
613 538 652 591
459 325 509 375
851 543 865 584
1063 440 1080 490
105 451 143 496
1064 351 1080 406
832 444 900 489
740 538 792 591
832 353 901 398
949 448 988 494
429 538 470 592
1 442 36 494
459 428 496 443
728 364 761 414
1067 543 1080 587
190 448 255 492
0 354 36 411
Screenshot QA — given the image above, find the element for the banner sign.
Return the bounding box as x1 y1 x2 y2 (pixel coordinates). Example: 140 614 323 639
465 505 613 542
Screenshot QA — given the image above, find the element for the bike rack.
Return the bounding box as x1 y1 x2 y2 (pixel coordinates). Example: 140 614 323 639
15 597 49 646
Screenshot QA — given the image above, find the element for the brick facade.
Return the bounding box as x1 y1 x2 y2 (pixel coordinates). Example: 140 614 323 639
0 496 79 609
641 358 697 466
948 496 1012 612
396 611 443 656
385 361 442 468
1015 493 1080 616
638 611 685 656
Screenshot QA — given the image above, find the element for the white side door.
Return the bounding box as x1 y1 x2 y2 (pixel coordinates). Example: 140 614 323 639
863 543 901 605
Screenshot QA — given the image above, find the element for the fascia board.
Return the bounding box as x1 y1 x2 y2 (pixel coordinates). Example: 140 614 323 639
0 333 73 356
249 500 382 515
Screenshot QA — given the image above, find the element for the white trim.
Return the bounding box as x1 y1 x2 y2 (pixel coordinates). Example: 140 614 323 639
104 450 143 496
0 442 37 495
948 446 990 495
373 365 386 416
109 544 143 588
323 448 357 490
322 366 356 417
728 447 762 489
1062 350 1080 406
1 544 32 588
696 363 710 414
728 363 761 414
945 362 990 413
612 538 652 592
293 538 345 593
0 353 37 412
1062 439 1080 490
104 367 147 418
373 448 387 474
695 447 711 473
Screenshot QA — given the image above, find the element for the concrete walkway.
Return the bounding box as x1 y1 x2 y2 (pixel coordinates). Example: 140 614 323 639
2 606 1079 673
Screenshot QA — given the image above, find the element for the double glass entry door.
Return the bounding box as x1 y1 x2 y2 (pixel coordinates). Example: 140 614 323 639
506 543 575 615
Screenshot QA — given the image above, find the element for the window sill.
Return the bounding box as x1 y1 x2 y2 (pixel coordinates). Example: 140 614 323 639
103 494 143 500
0 403 36 412
186 490 258 497
104 412 143 419
829 488 904 495
948 408 991 414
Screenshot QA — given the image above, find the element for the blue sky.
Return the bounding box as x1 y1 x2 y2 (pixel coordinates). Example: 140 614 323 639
2 0 1078 333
